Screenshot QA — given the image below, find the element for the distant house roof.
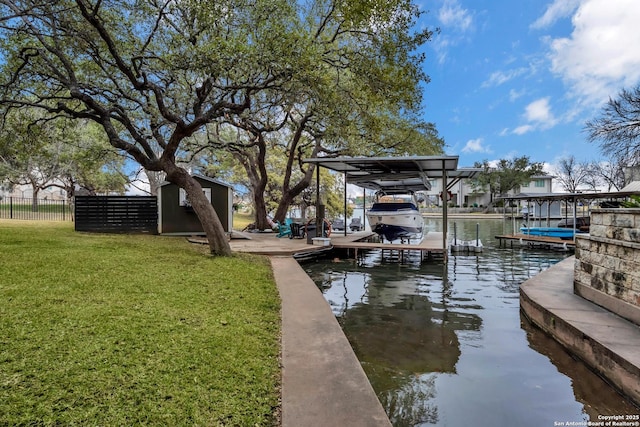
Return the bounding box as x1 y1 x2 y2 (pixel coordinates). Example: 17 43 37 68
500 187 640 202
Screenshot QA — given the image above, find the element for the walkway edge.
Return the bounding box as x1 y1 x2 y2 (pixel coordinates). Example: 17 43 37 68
270 256 392 427
520 257 640 406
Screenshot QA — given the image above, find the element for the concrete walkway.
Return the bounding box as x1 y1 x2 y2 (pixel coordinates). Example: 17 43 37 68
520 257 640 406
226 232 391 424
271 256 392 426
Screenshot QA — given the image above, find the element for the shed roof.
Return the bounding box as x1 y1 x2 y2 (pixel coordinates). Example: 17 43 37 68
159 174 233 189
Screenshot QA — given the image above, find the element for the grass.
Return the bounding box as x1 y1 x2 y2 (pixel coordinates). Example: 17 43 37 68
232 211 254 231
0 221 281 426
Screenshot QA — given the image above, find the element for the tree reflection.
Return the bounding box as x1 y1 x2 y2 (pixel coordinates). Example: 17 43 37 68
379 374 439 426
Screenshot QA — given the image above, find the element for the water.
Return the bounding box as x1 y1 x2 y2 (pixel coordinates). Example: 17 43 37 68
303 219 638 426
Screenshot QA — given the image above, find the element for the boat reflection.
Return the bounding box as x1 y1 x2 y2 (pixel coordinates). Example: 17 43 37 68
311 261 482 426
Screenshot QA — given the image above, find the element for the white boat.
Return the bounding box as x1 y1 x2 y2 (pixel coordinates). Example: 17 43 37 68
366 192 424 242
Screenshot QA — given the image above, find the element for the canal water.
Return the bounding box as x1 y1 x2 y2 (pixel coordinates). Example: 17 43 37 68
302 218 638 427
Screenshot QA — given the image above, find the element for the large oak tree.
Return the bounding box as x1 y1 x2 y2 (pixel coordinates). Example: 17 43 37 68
0 0 439 254
1 0 308 255
196 1 443 229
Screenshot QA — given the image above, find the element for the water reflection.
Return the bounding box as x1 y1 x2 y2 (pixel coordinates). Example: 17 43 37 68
304 219 638 426
522 314 639 418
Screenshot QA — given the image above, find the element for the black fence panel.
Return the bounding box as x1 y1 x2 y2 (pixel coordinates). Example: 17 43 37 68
0 196 71 221
75 196 158 234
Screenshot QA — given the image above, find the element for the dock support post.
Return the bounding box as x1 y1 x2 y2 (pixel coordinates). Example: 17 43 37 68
343 172 348 237
442 162 448 263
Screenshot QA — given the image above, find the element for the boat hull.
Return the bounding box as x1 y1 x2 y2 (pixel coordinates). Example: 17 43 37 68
519 227 575 240
367 205 424 241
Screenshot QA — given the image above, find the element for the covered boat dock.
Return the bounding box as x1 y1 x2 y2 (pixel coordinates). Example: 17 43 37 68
303 155 481 261
496 188 640 248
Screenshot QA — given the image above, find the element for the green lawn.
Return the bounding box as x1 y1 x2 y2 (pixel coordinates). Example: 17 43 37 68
0 221 281 426
232 211 254 231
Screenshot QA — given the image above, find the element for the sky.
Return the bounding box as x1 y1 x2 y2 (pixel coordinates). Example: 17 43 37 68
415 0 640 171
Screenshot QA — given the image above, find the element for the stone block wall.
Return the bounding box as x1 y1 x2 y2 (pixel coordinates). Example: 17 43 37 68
574 208 640 326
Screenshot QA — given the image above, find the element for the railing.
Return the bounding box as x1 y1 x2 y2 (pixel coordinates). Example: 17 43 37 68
0 197 72 221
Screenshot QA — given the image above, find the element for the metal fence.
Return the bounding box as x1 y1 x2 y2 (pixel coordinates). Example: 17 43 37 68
0 196 72 221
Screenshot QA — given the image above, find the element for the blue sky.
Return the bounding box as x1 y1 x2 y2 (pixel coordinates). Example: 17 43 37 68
415 0 640 171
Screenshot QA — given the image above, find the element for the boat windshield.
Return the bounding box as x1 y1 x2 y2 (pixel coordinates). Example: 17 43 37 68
378 194 414 203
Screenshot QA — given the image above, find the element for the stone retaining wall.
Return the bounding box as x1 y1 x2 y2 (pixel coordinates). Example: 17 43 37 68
574 208 640 326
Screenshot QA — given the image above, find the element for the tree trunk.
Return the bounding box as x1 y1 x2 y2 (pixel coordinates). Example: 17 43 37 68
272 168 315 222
273 192 295 222
146 169 166 196
253 190 270 230
31 187 39 212
166 167 231 256
233 141 270 230
272 137 318 222
272 176 313 222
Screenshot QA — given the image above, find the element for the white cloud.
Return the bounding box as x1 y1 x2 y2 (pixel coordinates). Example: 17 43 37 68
126 169 151 195
524 97 556 124
482 68 528 88
511 97 558 135
530 0 581 29
433 0 474 64
509 88 525 101
462 138 490 153
433 37 453 64
542 0 640 107
542 162 555 176
486 154 518 167
513 124 534 135
438 0 473 32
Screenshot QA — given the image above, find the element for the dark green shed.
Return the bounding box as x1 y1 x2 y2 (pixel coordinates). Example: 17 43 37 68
158 175 232 235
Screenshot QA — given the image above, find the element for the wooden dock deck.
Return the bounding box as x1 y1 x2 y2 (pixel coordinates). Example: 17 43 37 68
215 230 445 261
495 233 576 250
331 231 444 260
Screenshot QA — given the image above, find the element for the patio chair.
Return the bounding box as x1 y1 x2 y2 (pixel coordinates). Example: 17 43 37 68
289 221 305 239
275 218 293 238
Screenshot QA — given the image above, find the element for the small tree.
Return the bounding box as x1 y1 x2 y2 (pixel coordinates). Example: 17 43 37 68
586 157 627 191
553 155 593 193
585 86 640 166
473 156 545 207
0 109 125 208
622 195 640 207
